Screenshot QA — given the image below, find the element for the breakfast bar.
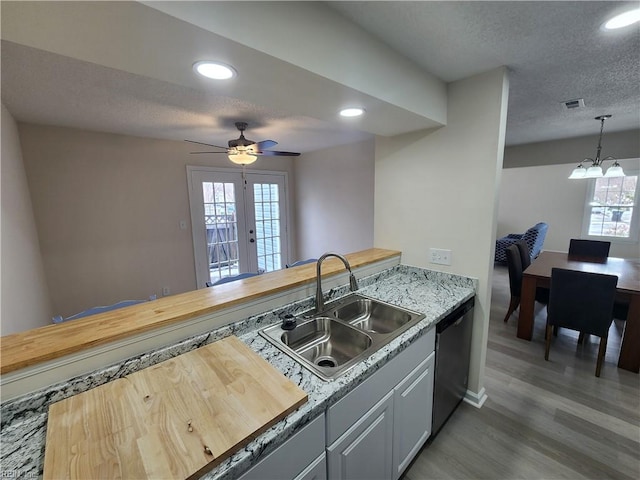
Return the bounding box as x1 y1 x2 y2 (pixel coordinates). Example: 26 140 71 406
0 248 477 479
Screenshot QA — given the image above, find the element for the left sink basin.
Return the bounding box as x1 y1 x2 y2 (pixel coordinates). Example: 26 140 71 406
261 317 373 380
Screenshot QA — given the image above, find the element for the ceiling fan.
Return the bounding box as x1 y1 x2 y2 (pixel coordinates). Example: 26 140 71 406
186 122 300 165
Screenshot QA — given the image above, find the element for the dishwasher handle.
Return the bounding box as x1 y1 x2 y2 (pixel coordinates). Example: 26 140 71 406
436 297 475 333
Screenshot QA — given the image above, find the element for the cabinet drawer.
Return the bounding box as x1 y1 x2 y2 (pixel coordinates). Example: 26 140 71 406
238 414 325 480
294 453 326 480
326 327 435 444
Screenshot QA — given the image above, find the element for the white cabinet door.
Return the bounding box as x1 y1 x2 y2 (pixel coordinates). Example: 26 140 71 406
327 390 394 480
392 351 436 480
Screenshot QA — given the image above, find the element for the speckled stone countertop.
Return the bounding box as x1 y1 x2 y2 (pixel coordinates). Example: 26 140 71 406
0 265 476 479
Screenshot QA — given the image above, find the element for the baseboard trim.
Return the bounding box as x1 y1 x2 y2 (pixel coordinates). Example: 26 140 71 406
463 387 488 408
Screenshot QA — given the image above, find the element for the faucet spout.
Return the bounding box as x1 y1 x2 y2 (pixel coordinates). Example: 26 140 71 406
315 252 359 312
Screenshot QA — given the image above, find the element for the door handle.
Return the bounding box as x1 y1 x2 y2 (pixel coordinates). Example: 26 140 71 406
250 238 255 243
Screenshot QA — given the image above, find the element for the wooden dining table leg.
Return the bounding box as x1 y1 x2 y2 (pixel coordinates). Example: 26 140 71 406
517 275 537 341
617 294 640 373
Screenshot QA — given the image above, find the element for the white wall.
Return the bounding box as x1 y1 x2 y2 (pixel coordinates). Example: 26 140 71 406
374 67 510 398
1 105 53 334
294 140 375 260
18 124 296 320
498 158 640 259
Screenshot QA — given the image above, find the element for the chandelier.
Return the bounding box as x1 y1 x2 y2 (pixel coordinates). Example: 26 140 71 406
568 115 625 179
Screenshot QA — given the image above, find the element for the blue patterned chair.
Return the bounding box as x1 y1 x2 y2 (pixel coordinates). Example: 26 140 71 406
53 295 157 324
495 222 548 264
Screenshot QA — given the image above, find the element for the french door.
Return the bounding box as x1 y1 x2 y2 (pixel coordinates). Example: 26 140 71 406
187 166 289 288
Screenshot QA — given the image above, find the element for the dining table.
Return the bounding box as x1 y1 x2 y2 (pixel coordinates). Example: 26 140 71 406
519 250 640 373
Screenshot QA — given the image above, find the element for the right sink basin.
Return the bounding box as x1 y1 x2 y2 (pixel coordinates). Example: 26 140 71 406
259 293 425 381
327 296 417 334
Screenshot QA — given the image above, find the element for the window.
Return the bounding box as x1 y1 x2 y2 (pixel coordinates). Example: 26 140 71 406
582 172 639 241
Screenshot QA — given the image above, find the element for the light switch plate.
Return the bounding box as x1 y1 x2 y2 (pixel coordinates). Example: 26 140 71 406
430 248 452 265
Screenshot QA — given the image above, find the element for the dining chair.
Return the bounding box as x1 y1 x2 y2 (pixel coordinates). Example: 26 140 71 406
515 240 532 270
503 244 549 323
206 272 259 287
568 239 611 259
52 295 157 324
285 258 318 268
545 268 618 377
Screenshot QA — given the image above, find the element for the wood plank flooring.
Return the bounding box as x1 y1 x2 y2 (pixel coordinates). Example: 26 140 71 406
404 264 640 480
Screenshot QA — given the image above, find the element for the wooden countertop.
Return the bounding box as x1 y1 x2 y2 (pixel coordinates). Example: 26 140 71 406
0 248 400 375
43 336 308 480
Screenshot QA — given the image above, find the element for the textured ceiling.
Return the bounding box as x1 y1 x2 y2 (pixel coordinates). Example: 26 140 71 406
1 1 639 153
329 1 640 145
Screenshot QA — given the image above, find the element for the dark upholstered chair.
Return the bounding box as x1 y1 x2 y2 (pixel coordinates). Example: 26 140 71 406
286 258 317 268
566 239 627 320
545 268 618 377
515 240 532 270
503 244 549 323
52 295 157 324
206 272 259 287
568 239 611 259
495 222 548 263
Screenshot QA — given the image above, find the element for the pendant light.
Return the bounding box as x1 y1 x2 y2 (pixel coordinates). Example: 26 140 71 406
569 115 625 180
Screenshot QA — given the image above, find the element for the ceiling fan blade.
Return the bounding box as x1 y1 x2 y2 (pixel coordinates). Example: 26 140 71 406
253 139 278 150
185 139 228 149
189 151 228 154
257 150 301 157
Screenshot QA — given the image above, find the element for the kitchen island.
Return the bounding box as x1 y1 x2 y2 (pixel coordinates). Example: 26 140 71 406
0 250 476 479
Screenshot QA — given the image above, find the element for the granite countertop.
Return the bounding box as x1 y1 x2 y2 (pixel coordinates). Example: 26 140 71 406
0 265 476 479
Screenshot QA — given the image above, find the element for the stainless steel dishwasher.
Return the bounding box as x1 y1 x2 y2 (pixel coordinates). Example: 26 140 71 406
432 296 475 436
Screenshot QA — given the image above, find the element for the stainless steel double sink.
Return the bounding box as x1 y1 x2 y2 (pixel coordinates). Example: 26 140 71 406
259 294 425 380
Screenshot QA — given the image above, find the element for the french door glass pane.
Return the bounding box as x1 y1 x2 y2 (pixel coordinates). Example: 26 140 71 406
203 181 239 282
254 183 282 272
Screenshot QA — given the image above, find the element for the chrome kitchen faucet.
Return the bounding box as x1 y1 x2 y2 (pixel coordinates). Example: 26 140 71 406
315 252 359 312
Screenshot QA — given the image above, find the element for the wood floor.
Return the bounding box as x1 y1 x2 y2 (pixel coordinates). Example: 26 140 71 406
404 264 640 480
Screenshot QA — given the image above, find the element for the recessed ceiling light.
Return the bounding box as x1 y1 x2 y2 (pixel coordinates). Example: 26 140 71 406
340 107 365 118
603 8 640 30
193 61 236 80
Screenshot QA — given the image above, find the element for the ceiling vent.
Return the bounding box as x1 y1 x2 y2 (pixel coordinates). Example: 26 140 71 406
562 98 585 110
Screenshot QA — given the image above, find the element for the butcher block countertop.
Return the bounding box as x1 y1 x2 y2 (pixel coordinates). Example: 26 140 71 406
43 336 307 480
0 248 400 375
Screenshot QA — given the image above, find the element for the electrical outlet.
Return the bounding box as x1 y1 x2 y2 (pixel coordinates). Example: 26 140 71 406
162 286 171 296
430 248 452 266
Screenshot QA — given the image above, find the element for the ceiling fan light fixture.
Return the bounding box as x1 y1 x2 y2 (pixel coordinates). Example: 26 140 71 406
228 152 257 165
340 107 365 118
193 61 236 80
603 8 640 29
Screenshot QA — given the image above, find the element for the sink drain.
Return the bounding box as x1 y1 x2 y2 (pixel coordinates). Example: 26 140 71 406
315 357 337 368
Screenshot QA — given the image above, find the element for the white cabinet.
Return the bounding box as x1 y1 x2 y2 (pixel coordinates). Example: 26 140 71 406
294 453 327 480
239 328 437 480
326 391 394 480
392 352 435 479
326 328 436 480
238 414 326 480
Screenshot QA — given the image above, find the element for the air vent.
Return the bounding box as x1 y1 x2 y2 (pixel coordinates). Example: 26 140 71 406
562 98 585 110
